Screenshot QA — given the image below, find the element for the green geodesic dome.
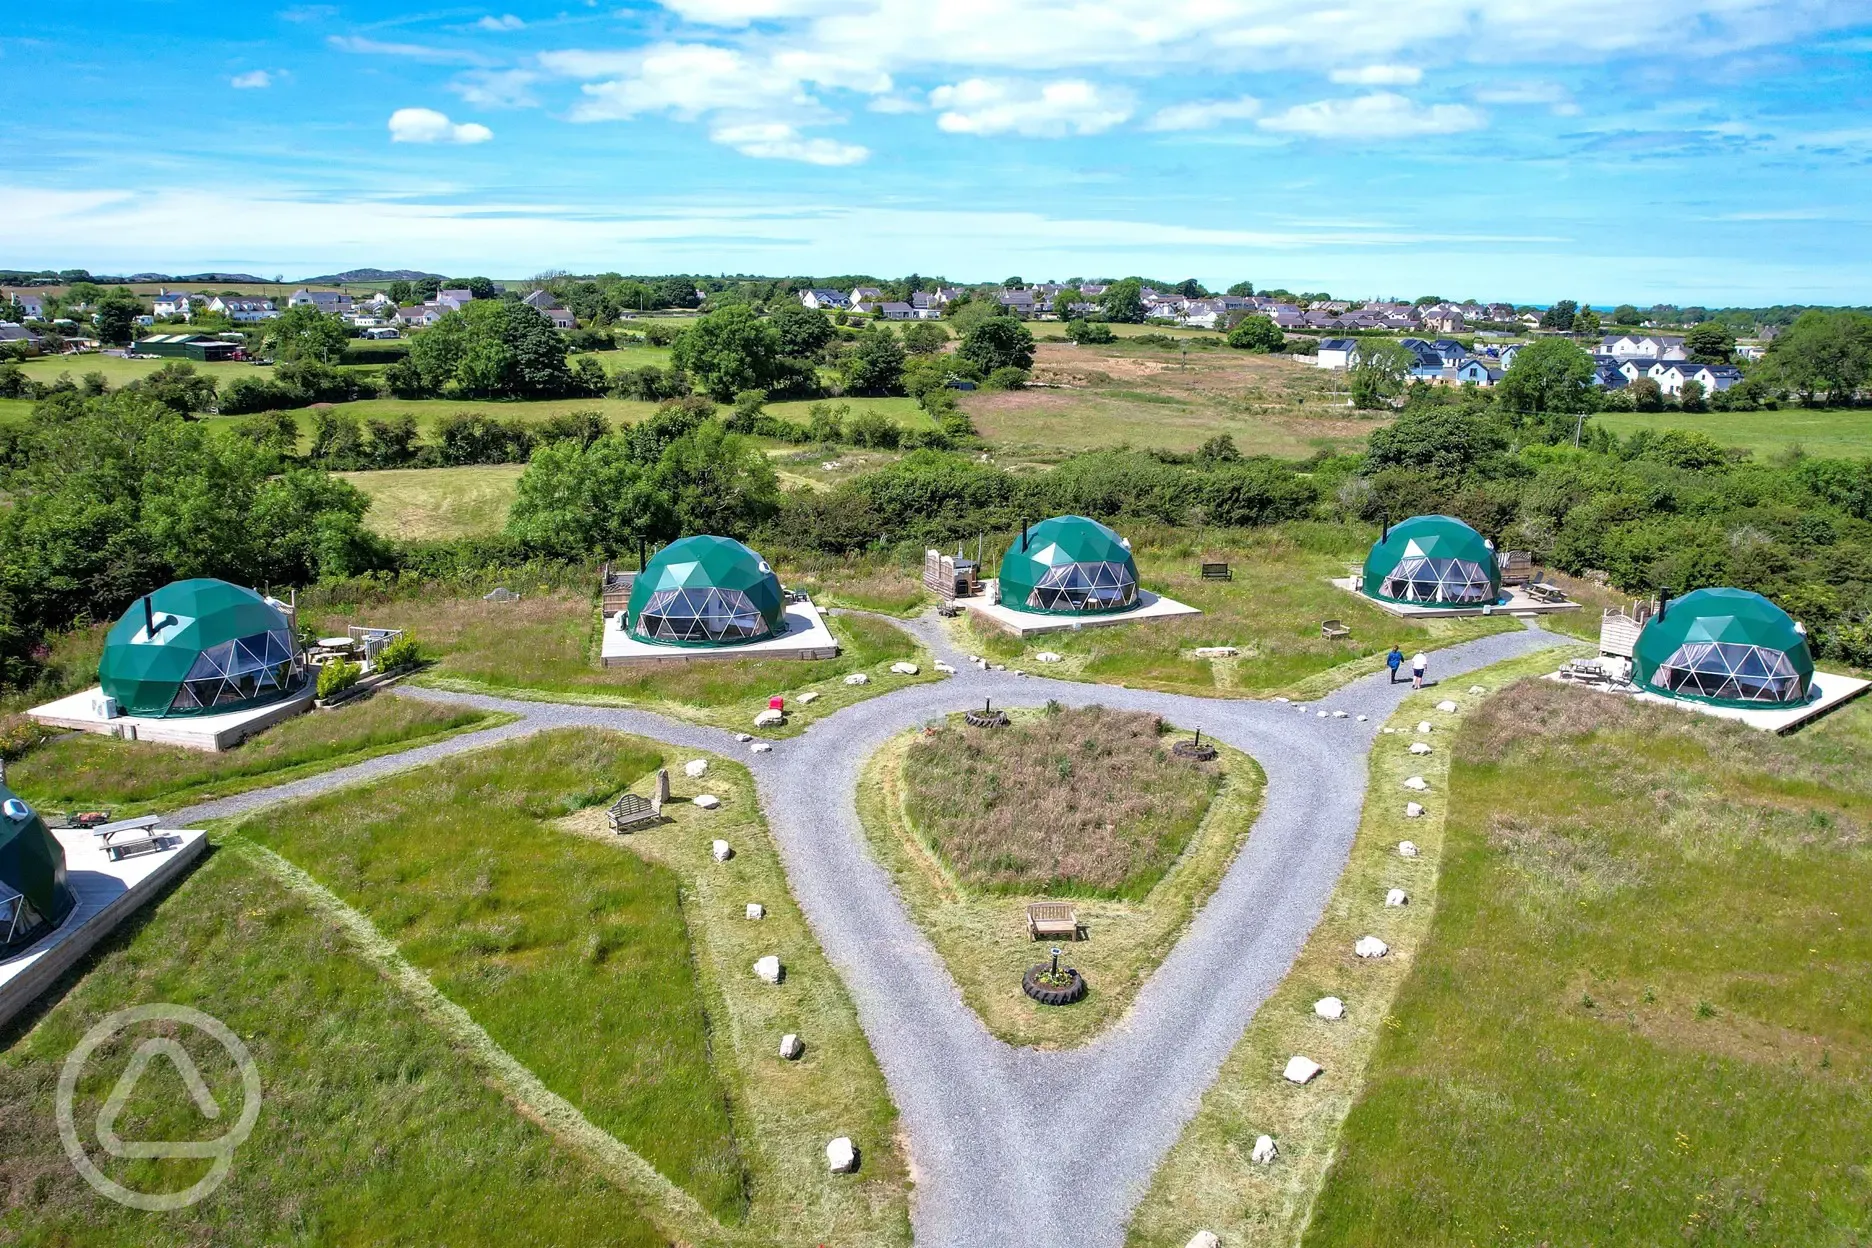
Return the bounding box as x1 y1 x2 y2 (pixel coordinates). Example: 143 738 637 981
1362 515 1502 606
998 515 1140 614
626 535 786 646
0 784 76 958
99 579 306 718
1633 588 1814 707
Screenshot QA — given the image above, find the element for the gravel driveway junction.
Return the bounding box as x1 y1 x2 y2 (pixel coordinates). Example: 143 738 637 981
173 615 1566 1247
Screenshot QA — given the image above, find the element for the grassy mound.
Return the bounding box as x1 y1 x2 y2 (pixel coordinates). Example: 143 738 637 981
903 705 1221 899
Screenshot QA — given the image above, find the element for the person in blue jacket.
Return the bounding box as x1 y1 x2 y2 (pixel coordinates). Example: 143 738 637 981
1386 645 1404 684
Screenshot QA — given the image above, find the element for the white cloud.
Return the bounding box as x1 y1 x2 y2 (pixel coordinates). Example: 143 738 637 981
1475 81 1580 115
388 108 494 144
868 94 925 113
230 70 273 89
930 78 1133 137
329 35 487 64
1329 64 1421 86
452 69 541 108
1258 92 1485 137
1146 94 1262 131
710 122 870 164
477 14 525 30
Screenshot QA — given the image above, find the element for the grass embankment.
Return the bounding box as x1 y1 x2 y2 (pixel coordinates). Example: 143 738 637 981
1297 679 1872 1245
956 524 1519 701
1126 646 1582 1248
859 707 1264 1047
7 694 503 813
308 591 937 735
0 845 672 1247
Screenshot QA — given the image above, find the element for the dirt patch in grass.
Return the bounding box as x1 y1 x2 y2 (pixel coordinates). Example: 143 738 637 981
902 705 1220 899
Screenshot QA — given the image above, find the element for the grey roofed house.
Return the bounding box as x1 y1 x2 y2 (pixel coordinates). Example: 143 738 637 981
0 323 42 346
799 288 849 310
521 289 559 309
877 301 917 319
1592 362 1630 388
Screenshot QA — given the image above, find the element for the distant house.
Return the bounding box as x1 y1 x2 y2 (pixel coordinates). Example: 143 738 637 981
1424 310 1466 333
877 301 918 321
522 289 576 328
1453 359 1502 386
996 288 1037 316
1317 338 1359 370
851 302 880 316
1600 333 1686 361
800 289 849 310
288 289 355 316
1484 303 1517 322
150 291 198 319
1270 305 1305 328
0 322 43 353
1656 362 1744 395
1591 362 1629 389
435 289 475 311
395 304 441 327
9 293 47 320
849 286 884 307
207 296 278 323
1430 338 1469 365
1498 344 1524 370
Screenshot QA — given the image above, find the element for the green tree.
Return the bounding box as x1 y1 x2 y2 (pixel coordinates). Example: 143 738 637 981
1573 307 1602 339
900 320 948 355
1068 320 1115 345
958 317 1035 373
1226 280 1255 297
1349 339 1414 409
1175 278 1207 298
652 420 780 538
266 305 350 363
1685 322 1736 364
132 362 218 415
1226 314 1285 352
844 328 907 395
769 303 834 359
1366 407 1506 476
1099 279 1146 324
1496 336 1597 440
408 301 574 398
671 304 782 400
1761 310 1872 403
387 280 413 305
507 435 669 557
1540 299 1578 331
93 288 143 345
1612 304 1642 326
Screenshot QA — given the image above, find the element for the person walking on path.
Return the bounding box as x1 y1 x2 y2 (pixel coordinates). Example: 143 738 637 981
1386 646 1404 684
1411 651 1428 689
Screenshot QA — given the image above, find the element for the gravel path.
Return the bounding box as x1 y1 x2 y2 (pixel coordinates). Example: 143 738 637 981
166 615 1566 1246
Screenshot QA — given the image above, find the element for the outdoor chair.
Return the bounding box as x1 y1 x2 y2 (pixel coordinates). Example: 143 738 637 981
607 792 662 834
1200 562 1233 581
1027 902 1082 942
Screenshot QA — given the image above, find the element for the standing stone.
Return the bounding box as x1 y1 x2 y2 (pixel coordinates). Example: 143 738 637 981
654 768 671 806
1251 1135 1278 1164
711 838 732 861
826 1136 857 1173
780 1033 804 1060
754 955 783 984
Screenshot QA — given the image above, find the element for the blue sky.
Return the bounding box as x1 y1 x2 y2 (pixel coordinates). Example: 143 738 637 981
4 1 1872 303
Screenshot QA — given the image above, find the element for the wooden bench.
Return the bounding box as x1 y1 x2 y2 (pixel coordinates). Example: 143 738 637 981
607 792 662 833
104 834 167 862
1526 582 1570 605
1200 562 1233 581
1321 619 1351 639
1027 902 1082 942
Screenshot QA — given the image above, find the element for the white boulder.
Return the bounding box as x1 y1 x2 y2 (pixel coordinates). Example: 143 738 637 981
710 837 731 860
1436 699 1459 713
1332 710 1348 719
754 708 785 728
1403 776 1428 791
1314 996 1346 1020
1251 1135 1278 1164
1317 711 1329 719
1356 715 1368 722
1385 888 1409 907
1283 1055 1323 1085
1417 721 1433 734
780 1033 803 1060
845 672 870 686
1382 726 1396 734
968 654 981 663
1355 936 1389 958
797 691 820 705
751 742 773 754
754 955 783 984
1194 646 1238 658
746 902 766 920
1036 651 1063 663
736 732 753 742
684 759 709 778
696 795 723 812
1405 802 1424 818
1409 741 1432 755
1469 685 1487 695
890 662 920 675
1185 1233 1221 1248
1398 840 1419 857
827 1136 856 1173
1273 697 1290 704
934 660 957 673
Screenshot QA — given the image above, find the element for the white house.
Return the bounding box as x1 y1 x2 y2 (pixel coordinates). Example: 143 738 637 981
435 289 475 311
208 296 278 322
7 293 46 320
1317 337 1359 370
151 291 198 319
1656 362 1744 395
1600 333 1686 361
395 304 442 327
799 289 849 310
522 289 576 328
288 289 355 316
877 302 918 320
849 286 884 307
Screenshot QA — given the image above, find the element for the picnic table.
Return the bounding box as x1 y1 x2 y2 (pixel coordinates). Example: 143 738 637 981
1525 582 1570 604
90 815 168 862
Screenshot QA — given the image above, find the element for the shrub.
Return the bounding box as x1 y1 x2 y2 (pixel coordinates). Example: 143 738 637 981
846 408 902 449
0 712 49 761
984 366 1029 391
375 634 422 673
1068 319 1115 344
317 659 362 699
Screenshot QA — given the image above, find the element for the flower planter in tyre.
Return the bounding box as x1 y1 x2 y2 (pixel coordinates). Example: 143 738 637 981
965 698 1010 729
1171 739 1216 762
1023 963 1087 1006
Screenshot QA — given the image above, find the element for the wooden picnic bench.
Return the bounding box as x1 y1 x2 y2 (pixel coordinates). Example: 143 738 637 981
1526 582 1570 605
89 816 168 862
1321 619 1351 639
1200 562 1233 581
607 792 662 834
1027 902 1082 942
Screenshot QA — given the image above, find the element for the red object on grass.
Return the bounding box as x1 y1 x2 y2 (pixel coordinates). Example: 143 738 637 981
769 696 785 711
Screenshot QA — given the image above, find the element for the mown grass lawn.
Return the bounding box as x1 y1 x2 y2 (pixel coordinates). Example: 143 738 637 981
230 730 750 1220
859 708 1264 1047
306 590 935 734
955 523 1521 701
338 463 528 540
1593 404 1872 459
5 694 502 813
0 845 672 1247
1301 680 1872 1246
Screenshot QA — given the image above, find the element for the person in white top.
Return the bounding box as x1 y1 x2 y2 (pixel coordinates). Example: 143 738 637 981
1411 652 1428 689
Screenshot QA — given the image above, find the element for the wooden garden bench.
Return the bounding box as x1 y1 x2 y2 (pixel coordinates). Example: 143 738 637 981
1200 562 1233 581
607 791 662 833
1320 619 1351 639
1027 902 1082 942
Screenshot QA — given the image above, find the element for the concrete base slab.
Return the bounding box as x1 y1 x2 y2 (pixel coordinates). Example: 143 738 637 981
29 687 314 752
957 580 1202 639
601 600 840 667
0 828 207 1031
1544 667 1871 734
1331 577 1582 618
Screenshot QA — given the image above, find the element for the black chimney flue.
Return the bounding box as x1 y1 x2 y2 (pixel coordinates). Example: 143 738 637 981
1021 519 1029 552
1657 587 1671 621
142 595 154 638
1381 512 1390 544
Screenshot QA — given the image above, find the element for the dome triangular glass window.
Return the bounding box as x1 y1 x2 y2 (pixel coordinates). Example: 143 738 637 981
1632 588 1814 708
1362 516 1501 606
0 784 76 959
99 579 307 718
999 516 1141 615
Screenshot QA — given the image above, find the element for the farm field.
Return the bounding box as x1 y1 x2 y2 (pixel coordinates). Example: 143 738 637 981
13 354 275 388
304 589 936 733
1593 405 1872 459
859 708 1265 1047
951 522 1523 701
340 464 527 540
1298 680 1872 1246
5 694 504 813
